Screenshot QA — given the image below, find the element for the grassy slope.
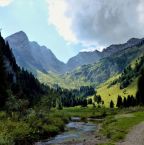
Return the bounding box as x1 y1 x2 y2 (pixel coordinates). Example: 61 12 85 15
96 75 138 107
37 70 91 89
37 68 138 108
95 55 141 107
37 45 144 90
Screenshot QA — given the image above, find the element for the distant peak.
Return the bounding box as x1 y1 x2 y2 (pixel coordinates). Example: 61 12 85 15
127 38 140 44
6 31 29 42
12 31 27 37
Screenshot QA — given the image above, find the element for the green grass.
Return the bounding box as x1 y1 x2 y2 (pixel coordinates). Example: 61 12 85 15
36 70 91 89
54 106 144 145
50 105 107 119
101 107 144 144
1 106 144 145
96 75 138 107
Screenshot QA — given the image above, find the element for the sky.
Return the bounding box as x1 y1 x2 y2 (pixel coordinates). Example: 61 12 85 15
0 0 144 62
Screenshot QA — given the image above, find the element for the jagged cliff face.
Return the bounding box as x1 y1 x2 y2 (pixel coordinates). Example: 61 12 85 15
30 41 66 73
6 31 65 74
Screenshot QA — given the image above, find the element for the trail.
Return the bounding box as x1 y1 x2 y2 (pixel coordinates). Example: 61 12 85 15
117 122 144 145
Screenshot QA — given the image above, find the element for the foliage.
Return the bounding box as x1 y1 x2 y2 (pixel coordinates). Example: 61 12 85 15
136 69 144 105
110 100 114 108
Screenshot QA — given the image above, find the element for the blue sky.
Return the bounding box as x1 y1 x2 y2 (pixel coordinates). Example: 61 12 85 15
0 0 144 62
0 0 82 63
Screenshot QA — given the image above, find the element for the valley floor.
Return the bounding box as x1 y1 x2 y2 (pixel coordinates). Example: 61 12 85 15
37 106 144 145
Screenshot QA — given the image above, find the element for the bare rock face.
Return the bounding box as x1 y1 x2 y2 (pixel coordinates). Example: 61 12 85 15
6 31 66 74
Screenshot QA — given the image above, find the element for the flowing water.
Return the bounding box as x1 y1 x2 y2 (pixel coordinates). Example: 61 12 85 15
36 117 97 145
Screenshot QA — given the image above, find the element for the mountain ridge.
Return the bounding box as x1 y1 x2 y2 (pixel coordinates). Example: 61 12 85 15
6 31 144 76
6 31 66 74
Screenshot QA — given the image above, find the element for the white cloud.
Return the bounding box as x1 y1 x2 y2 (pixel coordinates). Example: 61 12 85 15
47 0 77 43
80 46 104 52
0 0 13 6
47 0 144 50
80 47 97 52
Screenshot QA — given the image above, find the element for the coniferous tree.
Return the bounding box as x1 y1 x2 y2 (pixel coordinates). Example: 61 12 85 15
88 98 92 104
136 69 144 105
110 100 114 108
116 95 123 108
0 37 9 108
123 97 127 108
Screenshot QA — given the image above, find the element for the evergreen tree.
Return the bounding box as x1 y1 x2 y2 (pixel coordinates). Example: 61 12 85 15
123 97 127 108
136 69 144 105
0 37 9 108
110 100 114 108
94 94 102 105
81 99 87 107
116 95 123 108
88 98 92 104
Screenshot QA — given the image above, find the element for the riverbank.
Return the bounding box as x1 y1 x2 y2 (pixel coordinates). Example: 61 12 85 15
100 107 144 145
1 106 144 145
53 106 144 145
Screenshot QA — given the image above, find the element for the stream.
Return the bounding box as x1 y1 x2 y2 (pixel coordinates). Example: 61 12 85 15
35 117 97 145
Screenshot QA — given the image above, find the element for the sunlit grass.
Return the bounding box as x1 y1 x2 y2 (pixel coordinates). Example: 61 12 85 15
96 76 138 107
101 109 144 144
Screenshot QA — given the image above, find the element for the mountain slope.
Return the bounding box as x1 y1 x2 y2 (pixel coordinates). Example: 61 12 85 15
38 38 144 89
66 38 144 72
7 32 144 75
6 31 65 74
66 50 103 71
64 42 144 87
30 41 65 73
0 33 48 107
102 38 143 56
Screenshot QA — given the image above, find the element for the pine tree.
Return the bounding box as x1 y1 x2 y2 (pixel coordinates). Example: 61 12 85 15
110 100 114 108
0 37 9 107
116 95 123 108
136 69 144 105
123 97 127 107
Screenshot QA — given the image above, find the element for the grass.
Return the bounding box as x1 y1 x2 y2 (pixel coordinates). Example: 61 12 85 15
96 75 138 107
50 105 107 119
100 107 144 144
36 70 91 89
1 106 144 145
0 106 107 145
54 106 144 145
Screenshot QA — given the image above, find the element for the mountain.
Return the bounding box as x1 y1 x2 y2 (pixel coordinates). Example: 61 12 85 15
6 31 65 74
4 31 144 94
102 38 143 56
37 37 144 89
0 33 48 107
66 50 103 71
30 41 65 73
63 38 144 87
66 38 144 71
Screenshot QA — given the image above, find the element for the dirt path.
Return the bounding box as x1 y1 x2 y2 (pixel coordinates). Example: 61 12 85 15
117 122 144 145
